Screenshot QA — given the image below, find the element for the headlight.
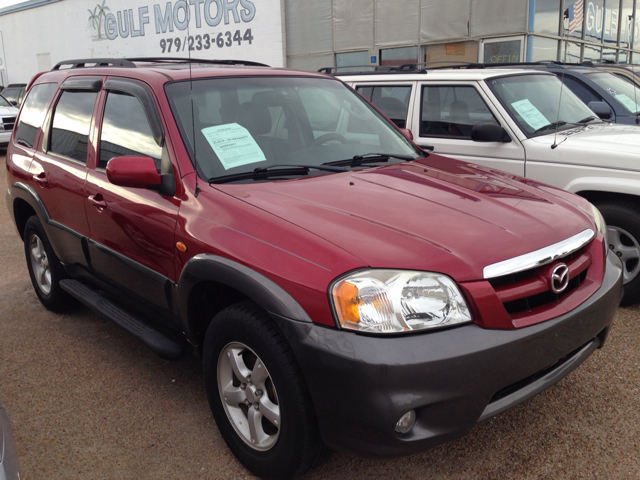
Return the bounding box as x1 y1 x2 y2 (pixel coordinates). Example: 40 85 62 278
589 203 608 245
330 269 472 334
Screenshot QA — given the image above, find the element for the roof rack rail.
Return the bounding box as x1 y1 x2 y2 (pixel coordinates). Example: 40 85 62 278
52 57 269 71
126 57 270 67
396 61 484 72
318 65 401 75
52 58 137 70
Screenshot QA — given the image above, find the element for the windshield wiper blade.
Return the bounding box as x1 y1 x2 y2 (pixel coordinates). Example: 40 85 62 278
534 121 568 134
209 164 347 184
323 152 417 167
576 116 597 124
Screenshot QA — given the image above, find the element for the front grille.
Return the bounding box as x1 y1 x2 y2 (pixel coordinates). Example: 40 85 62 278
486 243 598 328
2 116 16 131
489 246 591 314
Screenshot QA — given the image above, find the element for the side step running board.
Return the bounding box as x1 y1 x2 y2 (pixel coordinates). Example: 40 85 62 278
60 279 185 360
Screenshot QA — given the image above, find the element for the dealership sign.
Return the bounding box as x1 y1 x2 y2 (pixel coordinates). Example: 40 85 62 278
87 0 284 65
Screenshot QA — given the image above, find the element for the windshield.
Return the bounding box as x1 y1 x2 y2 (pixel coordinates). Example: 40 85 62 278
2 88 20 103
585 71 640 113
488 74 599 137
165 76 420 180
0 94 11 107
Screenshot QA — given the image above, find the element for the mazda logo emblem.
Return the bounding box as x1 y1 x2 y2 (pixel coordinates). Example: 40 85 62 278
550 264 570 294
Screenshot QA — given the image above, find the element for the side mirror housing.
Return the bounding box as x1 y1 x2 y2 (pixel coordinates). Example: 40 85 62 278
587 101 612 120
471 122 509 142
399 128 413 141
106 156 162 188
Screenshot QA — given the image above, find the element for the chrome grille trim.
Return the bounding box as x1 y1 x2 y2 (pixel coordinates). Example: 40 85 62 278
483 228 595 280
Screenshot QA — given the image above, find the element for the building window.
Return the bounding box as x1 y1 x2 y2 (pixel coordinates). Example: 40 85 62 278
583 43 603 61
620 0 633 48
379 46 418 67
482 39 522 63
561 41 582 62
335 51 371 72
529 36 559 62
424 41 479 65
563 0 585 39
533 0 561 35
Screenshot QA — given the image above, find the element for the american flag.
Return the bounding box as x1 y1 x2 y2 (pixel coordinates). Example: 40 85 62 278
566 0 584 34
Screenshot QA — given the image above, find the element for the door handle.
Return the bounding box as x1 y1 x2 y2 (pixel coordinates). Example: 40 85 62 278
32 172 49 185
88 194 107 210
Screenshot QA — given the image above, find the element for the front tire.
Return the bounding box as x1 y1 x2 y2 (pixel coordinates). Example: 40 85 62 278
203 302 327 479
23 216 74 312
596 200 640 304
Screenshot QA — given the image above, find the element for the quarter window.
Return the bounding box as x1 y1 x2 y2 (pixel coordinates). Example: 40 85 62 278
99 91 162 170
356 85 412 128
420 85 497 139
14 83 57 148
49 91 98 162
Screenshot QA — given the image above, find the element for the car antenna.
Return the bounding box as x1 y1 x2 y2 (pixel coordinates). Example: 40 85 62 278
186 22 201 197
633 59 639 124
552 10 572 150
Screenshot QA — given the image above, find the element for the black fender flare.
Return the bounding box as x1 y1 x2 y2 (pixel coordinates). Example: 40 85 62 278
177 254 313 338
9 182 52 234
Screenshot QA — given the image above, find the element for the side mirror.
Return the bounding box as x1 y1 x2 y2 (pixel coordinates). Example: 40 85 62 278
471 122 509 142
106 156 162 188
587 101 612 120
9 101 17 106
399 128 413 141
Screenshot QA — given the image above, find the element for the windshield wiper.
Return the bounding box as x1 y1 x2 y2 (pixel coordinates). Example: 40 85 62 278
323 152 417 167
534 121 568 134
209 164 347 184
576 116 598 124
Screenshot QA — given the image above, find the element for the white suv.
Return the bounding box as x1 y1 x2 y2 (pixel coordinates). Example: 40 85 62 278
338 68 640 303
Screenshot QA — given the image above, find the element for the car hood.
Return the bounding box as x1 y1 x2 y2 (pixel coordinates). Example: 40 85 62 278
215 155 594 281
526 123 640 170
0 105 18 116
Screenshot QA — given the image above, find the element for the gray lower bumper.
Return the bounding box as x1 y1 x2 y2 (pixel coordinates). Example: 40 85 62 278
273 250 623 457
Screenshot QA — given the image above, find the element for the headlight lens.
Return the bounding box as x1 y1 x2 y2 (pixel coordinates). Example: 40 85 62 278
589 203 608 245
331 270 472 334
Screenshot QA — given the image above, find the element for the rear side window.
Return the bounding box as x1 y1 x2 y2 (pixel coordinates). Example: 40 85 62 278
14 83 57 148
420 85 497 139
49 91 98 162
98 91 162 170
561 76 603 105
356 85 411 128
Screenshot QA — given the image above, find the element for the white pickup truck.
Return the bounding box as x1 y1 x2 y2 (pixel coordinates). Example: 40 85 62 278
338 68 640 303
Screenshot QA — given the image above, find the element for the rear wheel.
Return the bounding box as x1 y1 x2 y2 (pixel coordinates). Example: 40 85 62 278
203 302 327 479
23 216 74 312
596 201 640 304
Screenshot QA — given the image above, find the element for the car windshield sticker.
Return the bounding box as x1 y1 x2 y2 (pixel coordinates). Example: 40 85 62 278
614 94 640 113
201 123 267 170
511 99 550 130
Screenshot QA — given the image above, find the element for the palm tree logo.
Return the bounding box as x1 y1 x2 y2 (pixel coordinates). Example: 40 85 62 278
88 0 110 39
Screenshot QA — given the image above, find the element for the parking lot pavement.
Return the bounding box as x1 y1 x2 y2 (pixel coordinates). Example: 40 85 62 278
1 155 639 479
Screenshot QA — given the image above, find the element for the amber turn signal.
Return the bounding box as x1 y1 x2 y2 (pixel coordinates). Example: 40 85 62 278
332 280 360 326
176 242 187 252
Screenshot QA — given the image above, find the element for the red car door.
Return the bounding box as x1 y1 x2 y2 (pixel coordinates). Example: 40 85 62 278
84 79 181 319
27 79 103 267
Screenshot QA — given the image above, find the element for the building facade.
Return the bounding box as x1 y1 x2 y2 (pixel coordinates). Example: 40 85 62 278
0 0 639 84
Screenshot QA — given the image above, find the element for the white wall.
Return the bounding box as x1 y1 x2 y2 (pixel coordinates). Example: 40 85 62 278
0 0 285 84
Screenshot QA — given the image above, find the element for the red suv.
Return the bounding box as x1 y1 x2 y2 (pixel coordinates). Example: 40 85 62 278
5 58 623 478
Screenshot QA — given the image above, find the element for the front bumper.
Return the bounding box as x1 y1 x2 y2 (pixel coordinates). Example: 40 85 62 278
274 250 623 457
0 130 11 146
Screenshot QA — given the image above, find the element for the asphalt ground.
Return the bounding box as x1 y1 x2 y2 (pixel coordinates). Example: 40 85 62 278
1 155 639 479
